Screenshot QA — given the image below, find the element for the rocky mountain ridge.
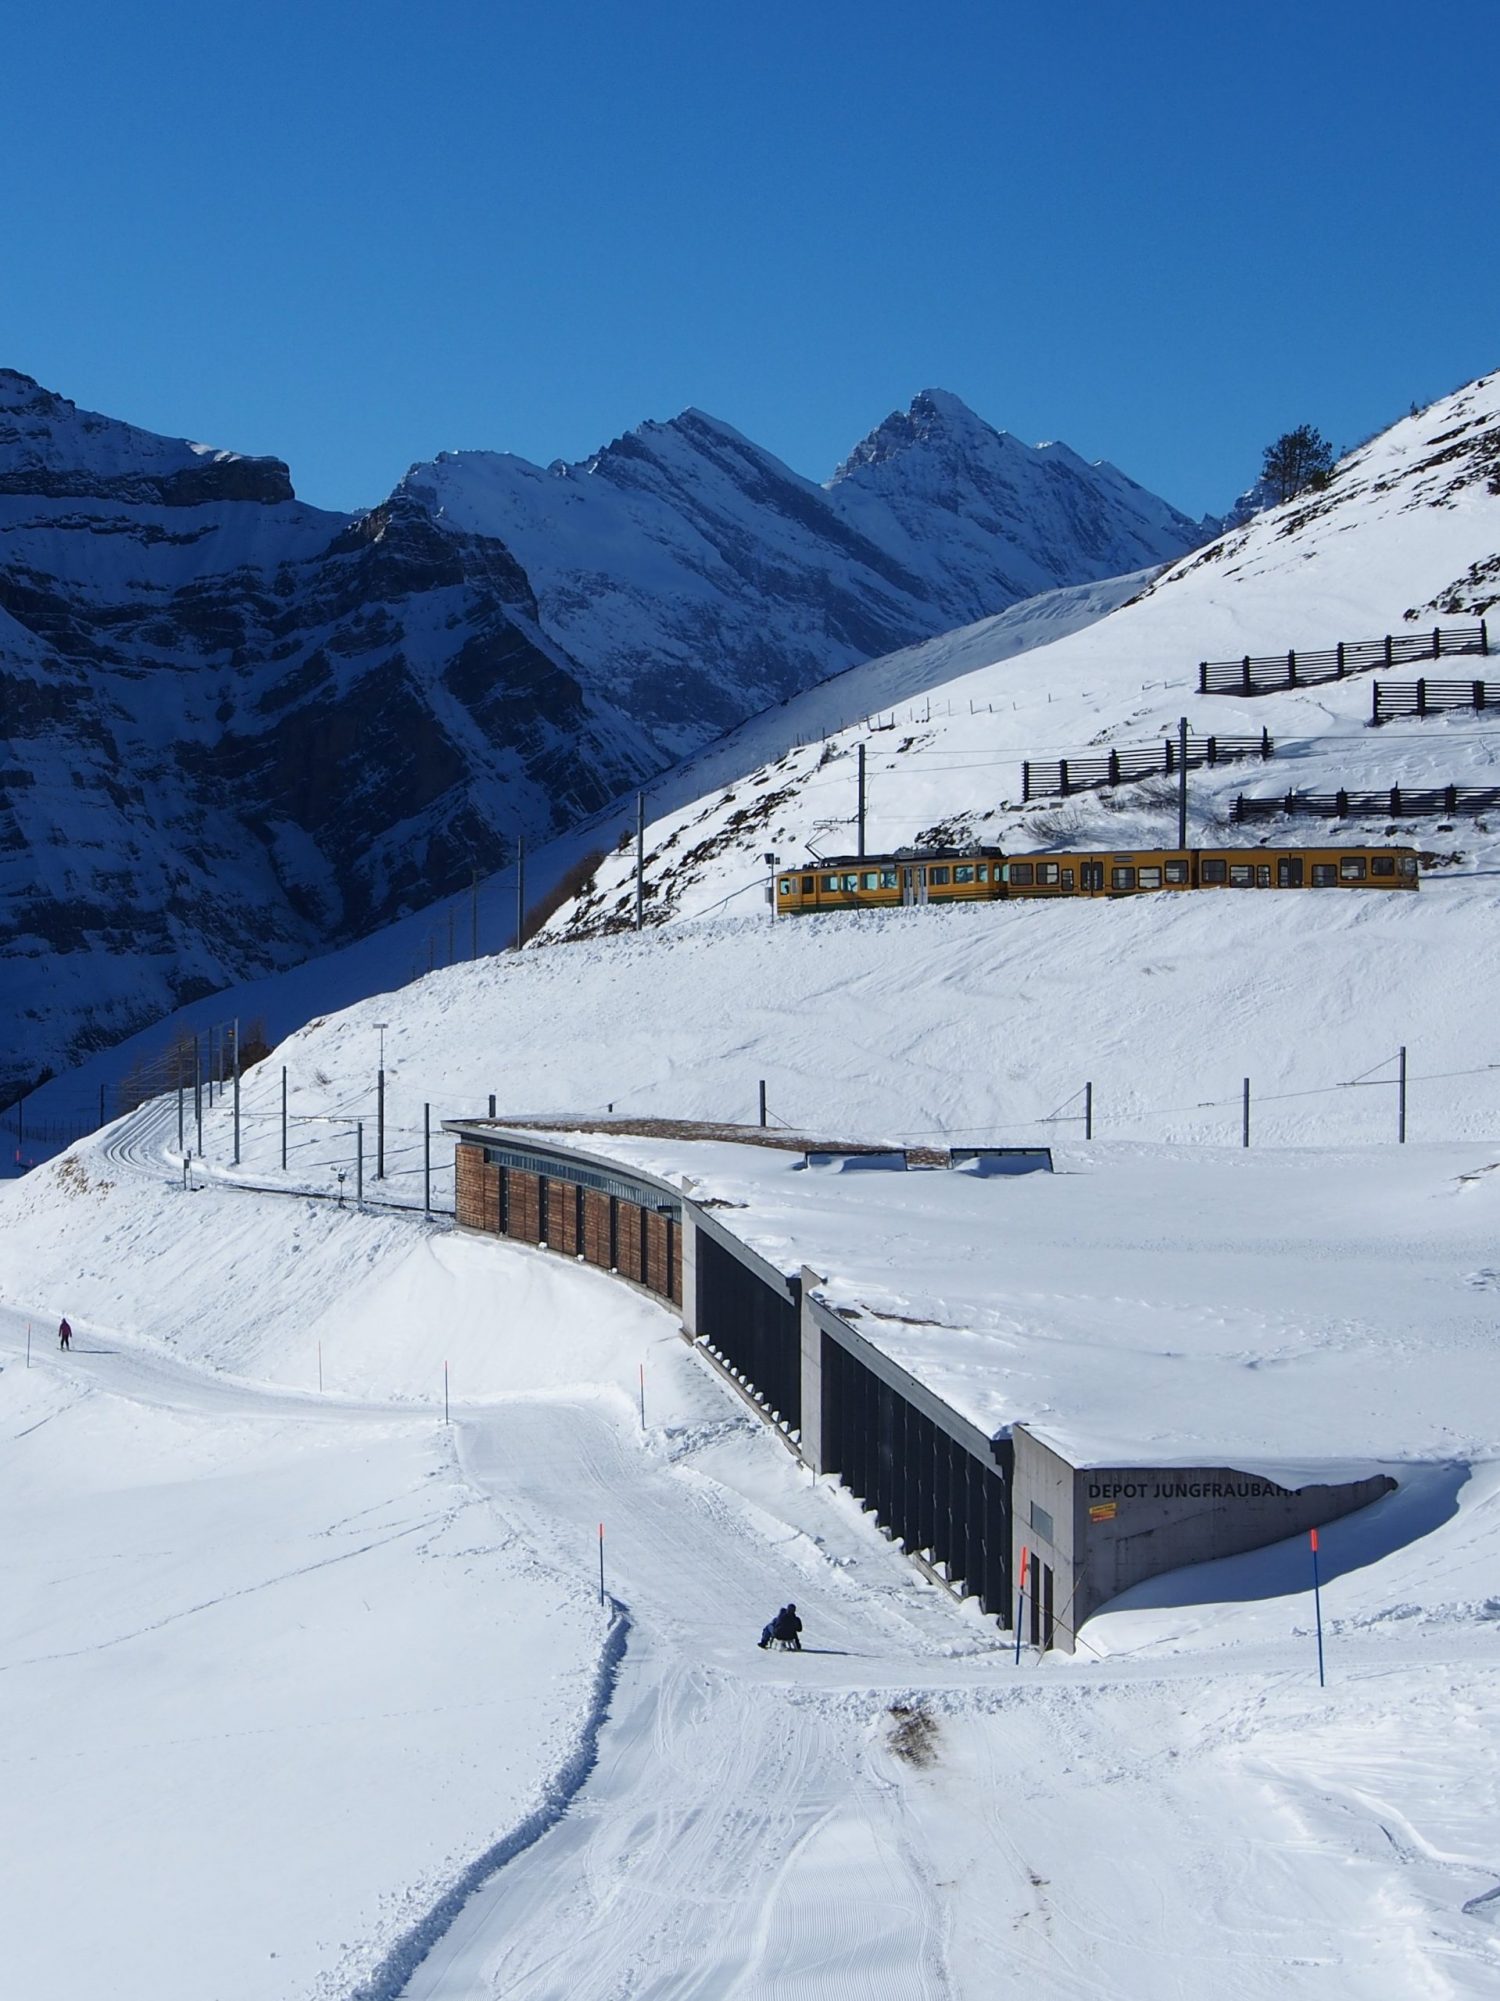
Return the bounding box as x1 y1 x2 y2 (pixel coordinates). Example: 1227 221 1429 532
0 369 1211 1094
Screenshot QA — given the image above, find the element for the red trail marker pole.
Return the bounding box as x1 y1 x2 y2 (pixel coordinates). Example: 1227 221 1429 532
1310 1527 1326 1687
1014 1547 1029 1665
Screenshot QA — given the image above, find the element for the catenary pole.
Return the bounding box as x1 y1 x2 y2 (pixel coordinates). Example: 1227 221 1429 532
281 1066 287 1171
1084 1080 1093 1141
857 741 866 857
1398 1045 1407 1143
232 1018 240 1166
516 835 526 949
356 1121 363 1205
1177 716 1189 848
1242 1077 1251 1149
635 792 645 930
424 1102 431 1213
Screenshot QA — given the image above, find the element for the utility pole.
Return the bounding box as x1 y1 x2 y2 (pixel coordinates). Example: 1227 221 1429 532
232 1018 240 1166
635 792 645 930
1177 716 1189 849
1242 1077 1251 1149
857 741 866 858
356 1121 364 1205
1398 1045 1407 1143
1084 1080 1093 1141
758 1079 767 1127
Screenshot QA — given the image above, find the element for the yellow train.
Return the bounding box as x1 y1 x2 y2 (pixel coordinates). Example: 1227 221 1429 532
774 844 1419 916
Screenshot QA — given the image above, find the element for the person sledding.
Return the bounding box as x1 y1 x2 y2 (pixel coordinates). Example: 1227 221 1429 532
758 1603 803 1651
58 1316 72 1351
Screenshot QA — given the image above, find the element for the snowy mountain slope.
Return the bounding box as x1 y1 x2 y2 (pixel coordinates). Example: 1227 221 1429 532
409 392 1209 746
542 367 1500 936
0 371 1208 1097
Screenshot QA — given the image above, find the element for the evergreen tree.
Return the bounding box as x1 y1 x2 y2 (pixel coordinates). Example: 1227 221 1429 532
1261 425 1335 505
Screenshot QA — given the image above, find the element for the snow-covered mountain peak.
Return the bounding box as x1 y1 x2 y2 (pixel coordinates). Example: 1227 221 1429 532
829 387 1006 482
0 365 295 507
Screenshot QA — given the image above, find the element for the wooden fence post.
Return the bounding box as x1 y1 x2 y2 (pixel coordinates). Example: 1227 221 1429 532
1416 677 1427 717
1242 655 1252 693
1336 641 1345 677
1287 648 1297 687
1433 627 1441 659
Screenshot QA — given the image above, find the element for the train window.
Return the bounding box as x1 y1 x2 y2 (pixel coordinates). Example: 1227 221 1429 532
879 869 897 888
1009 863 1034 885
1111 867 1136 890
976 863 988 881
1371 855 1395 876
1256 865 1271 887
1164 859 1188 884
861 871 880 889
841 873 861 891
1229 864 1254 885
1138 866 1162 889
1340 857 1367 880
1399 855 1417 875
1038 862 1060 884
821 875 839 891
802 875 815 893
1062 868 1075 888
779 879 792 895
928 866 950 885
954 865 975 883
1201 859 1227 883
1311 863 1336 885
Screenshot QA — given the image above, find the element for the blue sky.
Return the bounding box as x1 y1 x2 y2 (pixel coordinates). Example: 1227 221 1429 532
3 0 1495 519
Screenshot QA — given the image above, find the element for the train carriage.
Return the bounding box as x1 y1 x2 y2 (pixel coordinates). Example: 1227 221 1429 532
774 845 1418 916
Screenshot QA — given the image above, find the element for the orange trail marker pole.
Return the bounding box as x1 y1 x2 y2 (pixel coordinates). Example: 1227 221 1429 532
1014 1547 1029 1665
1310 1527 1326 1687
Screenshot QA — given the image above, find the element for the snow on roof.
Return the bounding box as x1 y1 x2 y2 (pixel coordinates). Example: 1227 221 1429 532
493 1124 1500 1482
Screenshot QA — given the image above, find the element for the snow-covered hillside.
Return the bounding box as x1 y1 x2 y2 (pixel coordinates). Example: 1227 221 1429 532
0 371 1207 1099
546 369 1500 935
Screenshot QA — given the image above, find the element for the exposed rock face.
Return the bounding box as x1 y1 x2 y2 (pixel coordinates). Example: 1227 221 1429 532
0 372 1209 1091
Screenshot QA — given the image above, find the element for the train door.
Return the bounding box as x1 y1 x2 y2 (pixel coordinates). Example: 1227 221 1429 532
1079 861 1105 894
1277 856 1304 887
902 866 927 906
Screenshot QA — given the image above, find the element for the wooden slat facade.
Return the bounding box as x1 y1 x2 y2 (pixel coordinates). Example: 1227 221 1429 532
456 1143 681 1307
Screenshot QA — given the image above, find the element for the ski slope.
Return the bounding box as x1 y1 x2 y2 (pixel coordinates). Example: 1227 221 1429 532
3 1081 1500 1997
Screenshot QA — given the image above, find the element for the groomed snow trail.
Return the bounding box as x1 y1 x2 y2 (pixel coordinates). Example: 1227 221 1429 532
397 1404 959 1999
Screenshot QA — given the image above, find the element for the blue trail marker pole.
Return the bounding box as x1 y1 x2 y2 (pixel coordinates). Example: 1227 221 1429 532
1014 1548 1029 1665
1311 1527 1326 1687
